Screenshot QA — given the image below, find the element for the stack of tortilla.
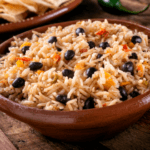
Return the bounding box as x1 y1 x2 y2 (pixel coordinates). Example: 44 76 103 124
0 0 70 22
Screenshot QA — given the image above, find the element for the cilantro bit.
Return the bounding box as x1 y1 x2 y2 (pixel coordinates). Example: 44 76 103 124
52 75 59 83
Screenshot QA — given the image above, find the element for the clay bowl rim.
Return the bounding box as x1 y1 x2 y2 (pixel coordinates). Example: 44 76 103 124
0 18 150 128
0 0 83 33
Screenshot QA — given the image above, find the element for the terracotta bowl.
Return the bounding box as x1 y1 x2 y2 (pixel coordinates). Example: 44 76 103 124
0 19 150 142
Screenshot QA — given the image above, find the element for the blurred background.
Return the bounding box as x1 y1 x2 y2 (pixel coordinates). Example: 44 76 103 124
0 0 150 43
56 0 150 27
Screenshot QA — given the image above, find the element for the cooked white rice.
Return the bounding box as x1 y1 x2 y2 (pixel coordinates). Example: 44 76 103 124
0 19 150 111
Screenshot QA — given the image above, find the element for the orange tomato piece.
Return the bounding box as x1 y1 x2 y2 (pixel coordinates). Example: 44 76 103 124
104 71 111 79
104 78 115 90
137 64 144 77
16 60 24 67
20 42 31 49
53 53 61 62
75 62 85 70
120 81 131 86
36 70 44 75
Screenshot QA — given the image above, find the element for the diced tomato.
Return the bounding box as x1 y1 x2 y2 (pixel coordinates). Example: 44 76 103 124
53 53 61 62
103 103 106 107
80 49 87 53
122 44 132 52
96 28 109 38
15 57 32 62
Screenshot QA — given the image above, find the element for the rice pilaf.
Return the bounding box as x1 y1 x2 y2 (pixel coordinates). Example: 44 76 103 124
0 19 150 111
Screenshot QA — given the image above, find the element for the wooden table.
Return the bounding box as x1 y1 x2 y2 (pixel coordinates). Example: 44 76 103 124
0 0 150 149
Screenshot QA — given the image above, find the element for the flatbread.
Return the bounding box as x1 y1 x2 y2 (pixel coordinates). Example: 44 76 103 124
36 4 49 15
16 0 38 13
0 12 24 22
2 0 20 5
2 0 38 12
31 0 56 10
0 9 4 13
0 3 27 15
46 0 70 7
0 0 71 22
0 5 4 13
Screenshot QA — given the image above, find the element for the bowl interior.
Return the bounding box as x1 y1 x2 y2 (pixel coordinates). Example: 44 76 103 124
0 19 150 142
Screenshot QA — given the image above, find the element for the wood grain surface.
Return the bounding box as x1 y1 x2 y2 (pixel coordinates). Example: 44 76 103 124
0 0 150 150
0 129 17 150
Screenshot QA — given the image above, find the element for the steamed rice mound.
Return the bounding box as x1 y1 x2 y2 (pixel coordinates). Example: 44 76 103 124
0 19 150 111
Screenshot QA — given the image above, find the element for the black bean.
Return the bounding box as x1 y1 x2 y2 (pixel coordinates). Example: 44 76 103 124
88 41 95 49
56 47 62 51
121 61 134 75
48 36 57 44
83 97 95 109
56 95 70 105
86 67 97 78
97 53 103 59
118 86 128 101
35 34 40 37
99 42 110 50
21 46 30 55
12 77 25 88
62 69 74 78
129 53 138 59
131 35 142 44
76 28 85 36
6 48 10 53
130 91 140 98
29 62 43 71
64 50 75 60
10 45 16 48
